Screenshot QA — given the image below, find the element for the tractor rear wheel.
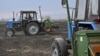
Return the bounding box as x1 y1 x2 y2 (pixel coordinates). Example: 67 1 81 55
51 38 69 56
26 22 39 35
5 28 14 37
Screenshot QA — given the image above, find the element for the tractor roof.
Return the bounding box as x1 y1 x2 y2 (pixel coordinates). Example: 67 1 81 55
20 11 37 13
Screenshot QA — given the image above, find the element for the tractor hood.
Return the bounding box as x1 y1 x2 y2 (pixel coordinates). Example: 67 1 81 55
7 21 21 28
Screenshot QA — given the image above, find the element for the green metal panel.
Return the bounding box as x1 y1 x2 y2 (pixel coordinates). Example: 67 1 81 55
44 19 52 27
76 35 88 56
76 30 100 56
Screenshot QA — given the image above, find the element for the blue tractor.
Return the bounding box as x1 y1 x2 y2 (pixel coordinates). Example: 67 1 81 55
51 0 100 56
5 11 53 37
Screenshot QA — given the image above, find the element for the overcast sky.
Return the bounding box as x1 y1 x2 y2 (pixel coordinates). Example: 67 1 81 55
0 0 76 20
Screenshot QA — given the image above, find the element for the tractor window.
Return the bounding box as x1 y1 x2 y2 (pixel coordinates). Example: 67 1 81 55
91 0 98 15
77 0 86 20
27 13 32 20
28 13 37 20
30 13 33 18
22 13 34 20
23 14 27 20
33 13 37 20
21 12 37 21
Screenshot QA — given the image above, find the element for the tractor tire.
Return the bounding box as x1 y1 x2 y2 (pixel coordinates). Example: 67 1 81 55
26 22 39 35
5 28 14 37
51 38 69 56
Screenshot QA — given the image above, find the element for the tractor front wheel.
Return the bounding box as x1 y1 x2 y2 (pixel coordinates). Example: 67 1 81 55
51 38 69 56
26 22 39 35
5 28 14 37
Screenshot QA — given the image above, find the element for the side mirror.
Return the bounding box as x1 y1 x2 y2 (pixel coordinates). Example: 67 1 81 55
62 0 65 5
61 0 66 8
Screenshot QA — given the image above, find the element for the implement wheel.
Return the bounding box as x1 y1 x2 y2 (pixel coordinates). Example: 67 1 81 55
5 28 14 37
26 22 39 35
45 27 52 33
51 38 69 56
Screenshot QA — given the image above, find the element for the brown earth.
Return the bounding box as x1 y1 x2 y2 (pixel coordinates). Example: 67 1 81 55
0 21 67 56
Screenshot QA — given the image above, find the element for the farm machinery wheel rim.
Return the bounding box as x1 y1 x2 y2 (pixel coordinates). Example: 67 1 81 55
52 48 59 56
29 25 38 34
45 27 51 32
7 30 13 37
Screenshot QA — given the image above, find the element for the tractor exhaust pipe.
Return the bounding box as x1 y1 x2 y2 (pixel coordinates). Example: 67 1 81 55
13 11 15 21
98 0 100 18
39 6 42 22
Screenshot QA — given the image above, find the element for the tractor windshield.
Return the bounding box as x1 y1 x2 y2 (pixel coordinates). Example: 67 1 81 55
91 0 98 15
75 0 98 21
23 13 27 20
21 12 37 21
32 13 37 20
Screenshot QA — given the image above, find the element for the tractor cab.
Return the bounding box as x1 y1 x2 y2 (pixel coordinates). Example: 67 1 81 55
19 11 38 29
20 11 38 21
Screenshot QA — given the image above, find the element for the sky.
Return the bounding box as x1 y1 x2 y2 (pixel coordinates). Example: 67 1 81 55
0 0 76 20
